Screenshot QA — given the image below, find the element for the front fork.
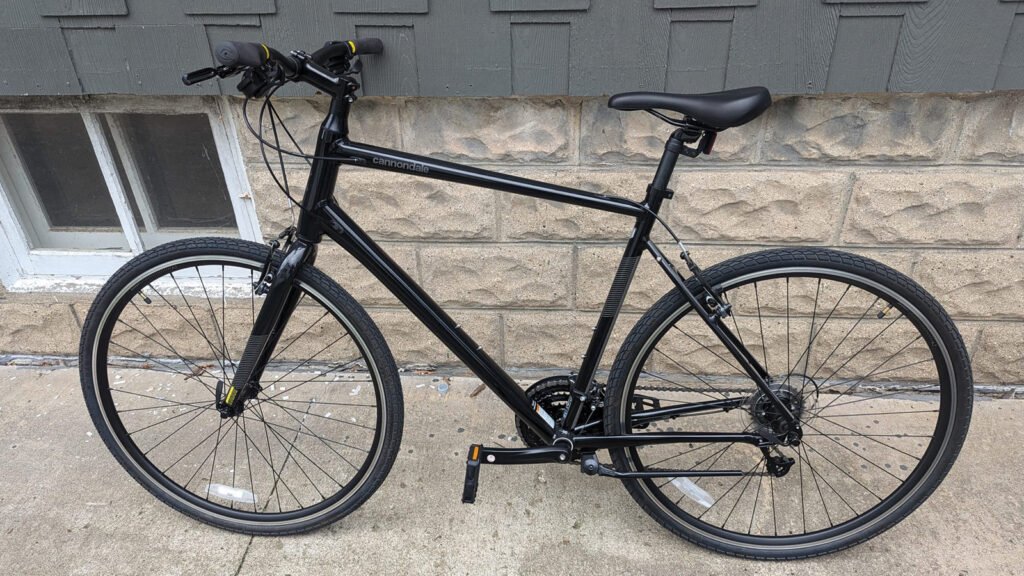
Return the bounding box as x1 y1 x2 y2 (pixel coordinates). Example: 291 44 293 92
217 240 316 417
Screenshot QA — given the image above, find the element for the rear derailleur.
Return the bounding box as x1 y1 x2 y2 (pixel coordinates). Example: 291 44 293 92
761 446 796 477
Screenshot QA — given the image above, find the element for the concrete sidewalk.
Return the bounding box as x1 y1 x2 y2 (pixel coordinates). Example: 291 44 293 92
0 365 1020 576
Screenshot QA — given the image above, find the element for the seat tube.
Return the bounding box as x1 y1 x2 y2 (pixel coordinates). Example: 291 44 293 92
565 131 686 429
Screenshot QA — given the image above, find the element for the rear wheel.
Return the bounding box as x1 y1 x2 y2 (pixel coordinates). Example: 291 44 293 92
604 248 972 559
79 238 403 534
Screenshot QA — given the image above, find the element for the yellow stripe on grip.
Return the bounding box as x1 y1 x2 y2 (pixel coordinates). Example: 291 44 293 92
260 43 271 62
347 40 357 54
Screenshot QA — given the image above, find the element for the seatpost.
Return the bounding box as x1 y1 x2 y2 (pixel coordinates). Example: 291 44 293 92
645 129 688 210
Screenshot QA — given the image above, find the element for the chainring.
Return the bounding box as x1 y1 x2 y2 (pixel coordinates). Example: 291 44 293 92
515 376 604 447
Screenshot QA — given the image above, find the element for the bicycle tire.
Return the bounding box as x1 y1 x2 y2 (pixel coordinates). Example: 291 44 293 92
604 247 972 559
79 237 404 534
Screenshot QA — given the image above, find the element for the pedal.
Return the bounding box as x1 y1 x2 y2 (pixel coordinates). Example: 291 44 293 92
461 443 571 504
462 444 482 504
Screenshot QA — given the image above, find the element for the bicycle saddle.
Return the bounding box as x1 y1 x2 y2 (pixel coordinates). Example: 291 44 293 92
607 86 771 130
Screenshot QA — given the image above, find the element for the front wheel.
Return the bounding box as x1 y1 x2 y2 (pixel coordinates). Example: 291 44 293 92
604 248 972 559
79 238 404 534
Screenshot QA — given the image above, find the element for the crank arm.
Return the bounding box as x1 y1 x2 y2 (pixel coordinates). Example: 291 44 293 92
462 444 571 503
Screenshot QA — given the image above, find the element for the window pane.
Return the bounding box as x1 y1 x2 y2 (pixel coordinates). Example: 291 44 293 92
4 113 120 228
116 113 236 230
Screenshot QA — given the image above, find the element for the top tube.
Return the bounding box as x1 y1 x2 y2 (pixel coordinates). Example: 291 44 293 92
335 140 648 217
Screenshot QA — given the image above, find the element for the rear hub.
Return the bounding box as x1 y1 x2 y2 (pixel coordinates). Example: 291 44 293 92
749 380 807 446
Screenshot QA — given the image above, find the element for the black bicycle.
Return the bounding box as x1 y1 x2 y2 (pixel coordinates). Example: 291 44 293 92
78 39 973 559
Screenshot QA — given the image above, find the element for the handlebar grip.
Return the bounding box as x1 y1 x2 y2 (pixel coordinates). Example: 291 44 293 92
214 41 270 68
347 38 384 55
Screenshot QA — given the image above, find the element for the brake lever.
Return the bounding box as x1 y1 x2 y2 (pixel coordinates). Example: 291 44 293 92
237 64 287 98
182 65 239 86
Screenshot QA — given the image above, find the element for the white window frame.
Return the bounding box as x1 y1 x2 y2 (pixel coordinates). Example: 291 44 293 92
0 96 261 292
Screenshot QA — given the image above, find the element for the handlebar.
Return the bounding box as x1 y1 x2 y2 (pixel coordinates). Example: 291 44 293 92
184 38 384 93
214 41 292 70
213 38 383 70
342 38 385 56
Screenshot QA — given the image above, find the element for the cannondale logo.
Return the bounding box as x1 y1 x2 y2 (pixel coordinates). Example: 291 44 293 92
372 157 429 173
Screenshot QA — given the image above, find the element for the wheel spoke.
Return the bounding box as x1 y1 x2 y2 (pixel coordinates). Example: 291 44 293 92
800 443 834 527
649 349 733 400
800 420 905 482
92 255 388 523
238 412 260 513
816 334 921 412
803 295 879 393
696 457 763 520
127 404 210 436
793 278 822 379
753 282 769 375
805 414 923 461
127 299 218 382
260 416 332 500
820 384 940 410
235 409 305 510
264 333 354 389
721 458 761 528
261 355 364 402
747 461 764 534
142 403 212 456
264 301 328 365
639 370 725 403
168 272 230 378
196 266 236 371
670 324 744 374
107 341 215 388
800 438 885 501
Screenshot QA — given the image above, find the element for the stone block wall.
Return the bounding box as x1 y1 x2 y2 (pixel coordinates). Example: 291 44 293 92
1 92 1021 387
235 91 1024 386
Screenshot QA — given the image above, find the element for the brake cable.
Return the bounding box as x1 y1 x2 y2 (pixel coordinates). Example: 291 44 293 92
644 207 729 315
241 60 726 317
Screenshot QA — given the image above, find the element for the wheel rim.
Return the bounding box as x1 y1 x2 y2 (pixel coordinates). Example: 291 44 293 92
92 254 388 526
618 266 957 550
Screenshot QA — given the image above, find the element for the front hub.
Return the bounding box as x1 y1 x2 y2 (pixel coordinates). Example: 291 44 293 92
215 380 261 418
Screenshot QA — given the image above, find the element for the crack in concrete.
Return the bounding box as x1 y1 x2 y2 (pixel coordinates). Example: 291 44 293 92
233 535 255 576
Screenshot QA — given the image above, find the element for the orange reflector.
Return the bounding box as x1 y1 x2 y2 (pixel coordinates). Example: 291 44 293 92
471 446 480 460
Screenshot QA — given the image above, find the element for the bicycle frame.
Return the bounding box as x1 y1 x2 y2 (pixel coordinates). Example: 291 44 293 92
230 93 795 454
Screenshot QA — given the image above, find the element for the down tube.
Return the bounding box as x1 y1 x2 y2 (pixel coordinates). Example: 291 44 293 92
317 201 555 443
